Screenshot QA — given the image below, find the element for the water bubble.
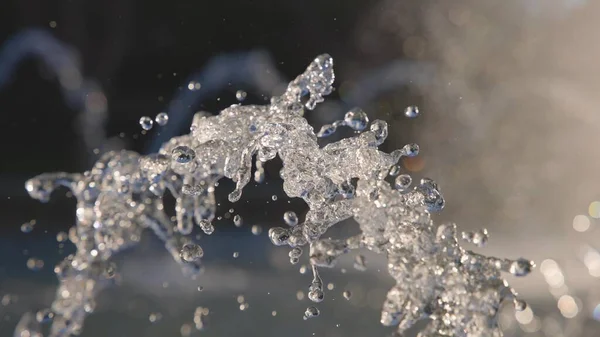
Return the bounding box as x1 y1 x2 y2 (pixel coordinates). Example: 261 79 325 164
233 214 243 227
394 174 412 190
172 146 196 164
139 116 153 130
342 290 352 300
272 195 278 201
284 211 298 226
271 311 277 316
304 306 320 319
404 105 420 118
233 252 239 258
197 286 204 292
155 112 169 126
344 108 369 131
198 220 214 235
509 258 534 277
180 243 203 262
236 90 247 102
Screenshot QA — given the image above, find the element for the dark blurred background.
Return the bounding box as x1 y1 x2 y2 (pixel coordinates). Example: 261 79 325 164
2 0 600 336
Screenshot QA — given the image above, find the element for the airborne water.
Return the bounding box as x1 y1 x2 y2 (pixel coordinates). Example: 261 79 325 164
16 55 533 337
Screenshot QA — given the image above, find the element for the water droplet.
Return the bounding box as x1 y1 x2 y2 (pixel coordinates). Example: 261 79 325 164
233 214 243 227
251 225 262 235
370 120 388 145
343 108 369 131
354 255 367 271
402 143 419 157
388 165 401 176
236 90 247 102
155 112 169 126
172 146 196 164
461 229 489 247
180 243 203 262
268 227 290 246
139 116 153 130
342 290 352 300
404 105 420 118
26 258 44 271
394 174 412 190
271 310 277 316
284 211 298 226
289 247 303 258
56 231 68 242
182 184 204 196
149 312 163 323
509 258 534 277
304 306 320 319
20 220 35 233
36 309 54 323
514 299 527 311
317 124 337 138
198 220 214 235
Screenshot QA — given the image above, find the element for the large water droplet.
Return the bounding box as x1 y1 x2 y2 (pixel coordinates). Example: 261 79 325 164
236 90 247 102
139 116 153 130
172 146 196 164
180 243 203 262
509 258 534 277
233 214 243 227
155 112 169 126
198 220 214 235
404 105 420 118
394 174 412 191
304 306 320 319
344 108 369 131
284 211 298 226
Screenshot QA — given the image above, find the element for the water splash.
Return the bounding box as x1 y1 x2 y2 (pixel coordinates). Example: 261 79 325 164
18 54 532 337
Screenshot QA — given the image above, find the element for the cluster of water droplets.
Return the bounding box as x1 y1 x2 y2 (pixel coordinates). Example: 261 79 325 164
16 54 533 337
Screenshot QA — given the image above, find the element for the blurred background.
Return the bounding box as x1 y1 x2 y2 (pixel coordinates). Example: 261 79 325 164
1 0 600 336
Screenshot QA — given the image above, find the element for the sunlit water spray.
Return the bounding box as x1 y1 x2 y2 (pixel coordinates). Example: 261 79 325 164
16 55 532 337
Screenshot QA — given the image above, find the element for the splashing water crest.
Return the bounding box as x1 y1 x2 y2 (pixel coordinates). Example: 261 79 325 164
17 54 532 337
